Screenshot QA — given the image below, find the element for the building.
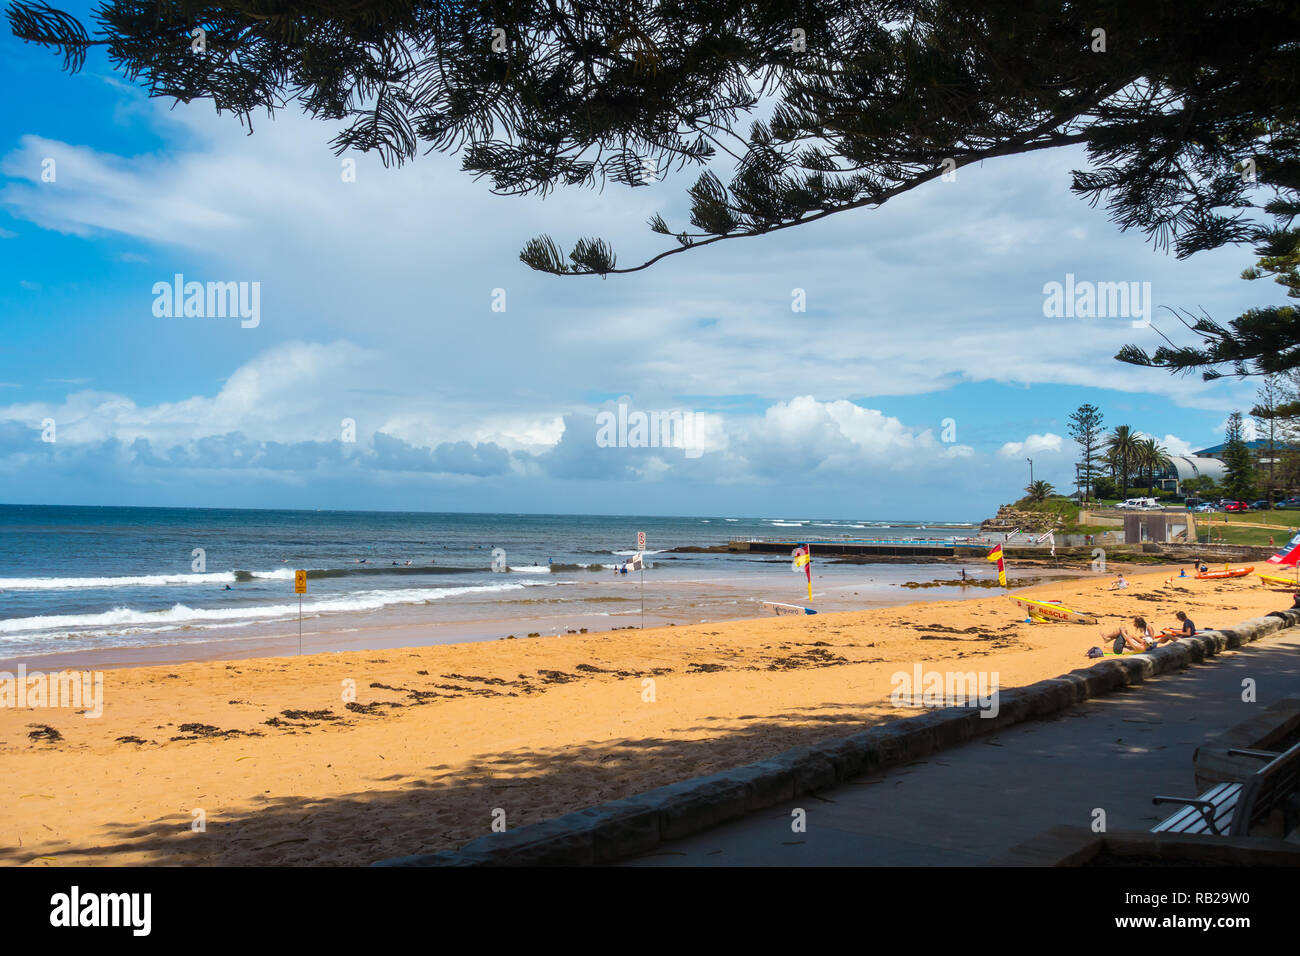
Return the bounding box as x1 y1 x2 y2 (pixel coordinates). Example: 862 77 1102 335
1193 439 1287 464
1153 456 1227 493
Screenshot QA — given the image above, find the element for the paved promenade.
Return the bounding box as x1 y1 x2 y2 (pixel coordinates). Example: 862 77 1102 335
624 630 1300 865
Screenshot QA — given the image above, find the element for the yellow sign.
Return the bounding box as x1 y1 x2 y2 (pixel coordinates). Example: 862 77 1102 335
295 570 307 594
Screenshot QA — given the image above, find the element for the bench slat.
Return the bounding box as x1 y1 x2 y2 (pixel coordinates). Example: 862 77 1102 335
1152 783 1241 834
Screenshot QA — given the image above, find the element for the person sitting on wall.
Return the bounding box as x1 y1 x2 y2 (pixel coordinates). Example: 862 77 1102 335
1100 617 1155 654
1153 611 1196 644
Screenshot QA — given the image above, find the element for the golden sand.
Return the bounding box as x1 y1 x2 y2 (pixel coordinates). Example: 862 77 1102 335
1 568 1290 866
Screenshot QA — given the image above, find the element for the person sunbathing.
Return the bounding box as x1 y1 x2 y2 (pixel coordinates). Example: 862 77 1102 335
1107 573 1128 591
1100 616 1156 654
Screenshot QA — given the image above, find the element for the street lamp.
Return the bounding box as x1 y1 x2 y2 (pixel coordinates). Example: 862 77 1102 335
1027 458 1034 486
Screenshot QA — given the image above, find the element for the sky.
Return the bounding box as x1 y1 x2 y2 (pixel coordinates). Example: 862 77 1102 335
0 10 1287 521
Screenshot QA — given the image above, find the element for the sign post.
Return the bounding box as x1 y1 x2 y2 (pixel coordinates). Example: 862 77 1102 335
294 570 307 655
636 532 645 629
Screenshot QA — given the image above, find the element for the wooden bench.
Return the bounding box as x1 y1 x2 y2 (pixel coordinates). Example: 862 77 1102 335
1153 741 1300 837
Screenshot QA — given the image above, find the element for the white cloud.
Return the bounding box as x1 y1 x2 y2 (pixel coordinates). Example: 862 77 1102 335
1 101 1280 413
1152 433 1195 456
998 433 1065 458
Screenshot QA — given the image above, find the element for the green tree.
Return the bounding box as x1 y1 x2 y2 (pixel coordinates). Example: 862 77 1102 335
1136 437 1171 496
8 1 1299 280
1104 426 1140 498
1024 480 1055 503
1067 404 1105 502
1092 475 1118 500
1116 124 1300 380
1250 374 1291 503
1181 475 1219 500
1222 412 1257 502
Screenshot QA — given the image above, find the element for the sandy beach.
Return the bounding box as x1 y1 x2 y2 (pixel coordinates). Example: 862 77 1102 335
2 567 1291 866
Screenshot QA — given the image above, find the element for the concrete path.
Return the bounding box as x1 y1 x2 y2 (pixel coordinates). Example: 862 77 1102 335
623 630 1300 866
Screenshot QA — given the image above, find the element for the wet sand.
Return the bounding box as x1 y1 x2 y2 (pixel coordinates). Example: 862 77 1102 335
2 567 1290 866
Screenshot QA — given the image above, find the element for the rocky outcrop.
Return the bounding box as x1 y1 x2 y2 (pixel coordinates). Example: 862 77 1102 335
979 504 1064 533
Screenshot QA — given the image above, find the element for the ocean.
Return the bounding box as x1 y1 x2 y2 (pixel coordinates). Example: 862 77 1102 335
0 505 982 666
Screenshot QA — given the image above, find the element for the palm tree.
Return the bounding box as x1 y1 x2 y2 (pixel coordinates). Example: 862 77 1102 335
1104 426 1141 498
1024 479 1055 503
1136 437 1172 495
1101 446 1120 490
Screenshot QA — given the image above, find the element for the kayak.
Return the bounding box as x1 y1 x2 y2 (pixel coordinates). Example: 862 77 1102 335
1195 566 1254 579
1010 595 1098 624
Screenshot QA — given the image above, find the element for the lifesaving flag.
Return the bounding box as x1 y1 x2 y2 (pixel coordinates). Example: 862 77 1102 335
986 543 1007 587
792 544 812 600
1267 531 1300 567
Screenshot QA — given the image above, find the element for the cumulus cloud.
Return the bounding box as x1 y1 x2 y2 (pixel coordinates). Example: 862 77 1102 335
997 433 1066 458
1148 433 1195 456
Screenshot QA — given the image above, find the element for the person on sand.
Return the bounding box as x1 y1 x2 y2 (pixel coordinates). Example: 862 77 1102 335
1108 573 1128 590
1100 616 1155 654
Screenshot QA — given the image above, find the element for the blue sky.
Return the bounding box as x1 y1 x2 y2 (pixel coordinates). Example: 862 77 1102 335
0 10 1287 520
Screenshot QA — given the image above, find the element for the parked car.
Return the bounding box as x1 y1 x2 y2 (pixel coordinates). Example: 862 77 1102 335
1224 500 1251 512
1194 503 1218 513
1276 497 1300 510
1251 499 1273 510
1117 497 1161 510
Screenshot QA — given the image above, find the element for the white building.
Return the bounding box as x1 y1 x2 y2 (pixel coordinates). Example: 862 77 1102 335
1156 455 1228 492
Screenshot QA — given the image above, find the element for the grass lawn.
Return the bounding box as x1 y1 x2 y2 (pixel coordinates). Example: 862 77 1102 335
1220 510 1300 528
1193 521 1294 546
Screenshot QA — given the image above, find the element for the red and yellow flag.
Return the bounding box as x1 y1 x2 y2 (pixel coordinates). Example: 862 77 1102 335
792 544 812 600
986 544 1007 587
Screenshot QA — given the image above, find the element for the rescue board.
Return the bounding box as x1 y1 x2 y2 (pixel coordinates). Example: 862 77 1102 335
1009 595 1097 625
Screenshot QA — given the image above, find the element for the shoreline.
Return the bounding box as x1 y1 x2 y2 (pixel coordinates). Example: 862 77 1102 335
1 565 1120 674
3 566 1279 866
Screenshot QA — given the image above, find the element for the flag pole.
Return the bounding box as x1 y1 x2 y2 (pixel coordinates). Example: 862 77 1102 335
806 543 813 602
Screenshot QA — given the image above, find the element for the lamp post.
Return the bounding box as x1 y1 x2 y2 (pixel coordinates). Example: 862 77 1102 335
1027 458 1034 487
